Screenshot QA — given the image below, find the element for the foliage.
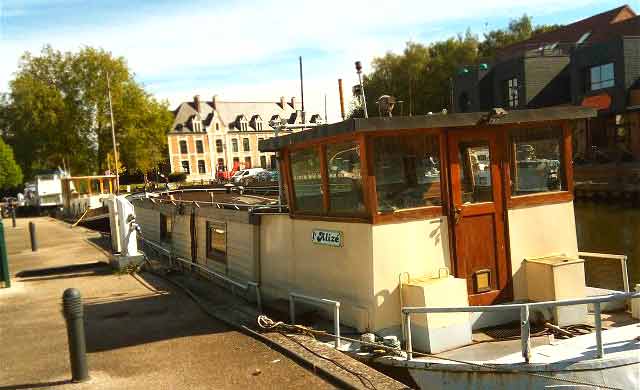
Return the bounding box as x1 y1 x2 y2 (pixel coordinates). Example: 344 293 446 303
0 46 172 180
362 15 563 116
168 172 187 183
0 137 23 189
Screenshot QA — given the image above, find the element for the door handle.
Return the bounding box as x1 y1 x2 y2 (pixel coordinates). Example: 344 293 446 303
454 207 463 224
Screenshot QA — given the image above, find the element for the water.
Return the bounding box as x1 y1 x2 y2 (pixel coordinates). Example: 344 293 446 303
574 201 640 290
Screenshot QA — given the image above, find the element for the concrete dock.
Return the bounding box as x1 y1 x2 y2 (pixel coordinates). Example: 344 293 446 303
0 217 334 389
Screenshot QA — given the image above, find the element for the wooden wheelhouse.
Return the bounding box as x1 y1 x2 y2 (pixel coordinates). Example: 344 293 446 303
260 106 596 307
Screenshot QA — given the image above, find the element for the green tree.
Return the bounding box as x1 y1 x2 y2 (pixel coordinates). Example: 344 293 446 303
1 46 172 180
0 137 23 189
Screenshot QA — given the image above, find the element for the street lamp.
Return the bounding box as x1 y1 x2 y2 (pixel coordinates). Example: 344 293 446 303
355 61 368 118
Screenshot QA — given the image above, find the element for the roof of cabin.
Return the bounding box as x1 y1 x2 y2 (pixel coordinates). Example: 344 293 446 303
258 106 597 152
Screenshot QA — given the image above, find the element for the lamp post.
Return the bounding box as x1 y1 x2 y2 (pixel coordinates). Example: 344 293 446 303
355 61 368 118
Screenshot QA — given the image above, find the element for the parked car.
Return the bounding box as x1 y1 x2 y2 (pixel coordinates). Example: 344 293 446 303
232 168 267 185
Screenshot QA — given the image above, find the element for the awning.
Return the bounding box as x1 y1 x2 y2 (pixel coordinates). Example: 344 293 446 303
581 93 612 111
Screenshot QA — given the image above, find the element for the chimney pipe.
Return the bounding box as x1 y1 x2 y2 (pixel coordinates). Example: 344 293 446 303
280 96 286 109
290 97 296 108
212 95 218 110
338 79 345 120
193 95 201 112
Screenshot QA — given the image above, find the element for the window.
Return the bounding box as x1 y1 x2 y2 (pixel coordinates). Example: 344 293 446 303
505 78 519 108
179 140 188 154
590 63 614 91
510 126 564 195
243 138 250 152
206 222 227 263
215 123 220 131
216 139 223 153
196 140 204 154
270 155 277 169
241 122 248 131
372 134 441 212
458 141 493 203
193 121 202 132
198 160 206 174
244 156 252 168
260 155 267 168
577 31 591 46
217 158 224 170
232 157 240 170
256 121 263 131
181 160 190 174
232 139 239 152
290 148 323 213
326 141 366 215
160 214 172 243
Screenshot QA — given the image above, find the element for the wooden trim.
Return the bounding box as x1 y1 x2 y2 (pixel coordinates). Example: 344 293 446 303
289 213 370 224
508 191 574 209
364 127 443 138
282 151 295 208
284 132 359 152
365 135 379 222
562 121 575 194
319 144 330 213
357 134 375 219
373 206 443 225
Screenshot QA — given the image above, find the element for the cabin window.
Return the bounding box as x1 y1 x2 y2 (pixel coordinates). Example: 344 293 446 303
232 139 239 152
290 148 323 213
326 141 366 215
160 214 172 243
179 140 188 154
510 126 564 195
372 134 441 212
458 141 494 203
206 221 227 263
196 140 204 154
216 140 223 153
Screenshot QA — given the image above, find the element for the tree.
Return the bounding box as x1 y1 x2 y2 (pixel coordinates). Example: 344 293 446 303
478 15 563 58
1 46 172 180
0 137 23 190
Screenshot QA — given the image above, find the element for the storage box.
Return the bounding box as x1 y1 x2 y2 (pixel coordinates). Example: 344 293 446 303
524 256 587 326
402 276 472 353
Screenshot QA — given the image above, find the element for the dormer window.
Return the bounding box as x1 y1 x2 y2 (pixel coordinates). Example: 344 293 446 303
192 118 202 132
236 115 248 131
251 115 264 131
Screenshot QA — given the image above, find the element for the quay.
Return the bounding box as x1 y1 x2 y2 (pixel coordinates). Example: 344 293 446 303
0 216 401 389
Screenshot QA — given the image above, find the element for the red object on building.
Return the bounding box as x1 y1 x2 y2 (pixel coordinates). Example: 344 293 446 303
581 93 612 111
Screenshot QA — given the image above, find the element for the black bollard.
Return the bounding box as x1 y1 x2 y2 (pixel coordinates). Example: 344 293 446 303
62 288 90 383
11 207 16 228
29 222 37 252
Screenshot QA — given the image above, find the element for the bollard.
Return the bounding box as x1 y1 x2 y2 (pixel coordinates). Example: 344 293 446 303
29 222 37 252
11 207 16 228
62 288 90 382
0 220 10 288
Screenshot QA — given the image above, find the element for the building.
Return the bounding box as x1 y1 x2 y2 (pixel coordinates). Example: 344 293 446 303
167 95 322 181
453 5 640 160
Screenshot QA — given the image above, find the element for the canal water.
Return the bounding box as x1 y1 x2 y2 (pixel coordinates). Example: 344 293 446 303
574 201 640 290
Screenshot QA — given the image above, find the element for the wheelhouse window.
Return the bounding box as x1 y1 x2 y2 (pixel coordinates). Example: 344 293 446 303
505 78 519 108
590 63 614 91
206 222 227 263
326 141 366 216
372 134 441 212
458 141 493 203
179 140 188 154
510 126 564 195
160 214 172 243
290 148 323 213
196 140 204 154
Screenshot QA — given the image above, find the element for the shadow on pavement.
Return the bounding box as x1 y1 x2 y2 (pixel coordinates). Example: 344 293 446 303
16 262 111 279
0 380 70 389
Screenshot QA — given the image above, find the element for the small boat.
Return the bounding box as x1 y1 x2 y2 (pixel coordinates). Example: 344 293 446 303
61 175 118 223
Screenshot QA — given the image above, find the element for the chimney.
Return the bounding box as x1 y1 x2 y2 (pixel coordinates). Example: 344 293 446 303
212 94 219 110
193 95 201 112
290 97 296 108
280 96 286 109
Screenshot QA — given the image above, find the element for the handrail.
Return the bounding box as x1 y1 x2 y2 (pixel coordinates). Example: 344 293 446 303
289 292 341 349
402 291 640 363
578 251 629 293
141 238 261 312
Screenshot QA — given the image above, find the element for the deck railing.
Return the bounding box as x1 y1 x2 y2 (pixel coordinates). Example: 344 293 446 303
402 291 640 363
578 251 629 293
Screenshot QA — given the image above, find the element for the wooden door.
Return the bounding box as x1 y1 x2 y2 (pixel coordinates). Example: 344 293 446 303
448 129 512 305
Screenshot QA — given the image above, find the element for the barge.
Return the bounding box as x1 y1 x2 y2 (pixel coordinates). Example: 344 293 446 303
130 106 639 389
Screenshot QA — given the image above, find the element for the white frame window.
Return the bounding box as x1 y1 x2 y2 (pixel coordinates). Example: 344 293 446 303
181 160 190 174
506 77 519 108
590 63 614 91
197 160 206 174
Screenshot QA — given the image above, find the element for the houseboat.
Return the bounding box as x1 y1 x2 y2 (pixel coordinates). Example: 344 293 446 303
131 106 639 389
61 175 118 222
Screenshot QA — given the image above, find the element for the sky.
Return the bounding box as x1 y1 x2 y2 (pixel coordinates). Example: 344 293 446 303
0 0 637 121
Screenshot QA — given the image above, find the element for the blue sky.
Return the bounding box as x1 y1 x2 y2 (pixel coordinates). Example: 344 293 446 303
0 0 637 120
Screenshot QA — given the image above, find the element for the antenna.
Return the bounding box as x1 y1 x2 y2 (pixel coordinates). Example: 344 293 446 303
324 93 328 124
299 56 305 123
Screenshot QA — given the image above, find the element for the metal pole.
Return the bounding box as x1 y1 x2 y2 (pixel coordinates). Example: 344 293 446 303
299 56 305 123
11 206 16 228
0 220 11 288
62 288 90 382
594 302 604 358
520 304 531 363
338 79 345 120
404 312 413 360
29 221 37 252
334 303 341 349
621 256 630 293
106 72 120 194
355 61 368 118
289 295 296 324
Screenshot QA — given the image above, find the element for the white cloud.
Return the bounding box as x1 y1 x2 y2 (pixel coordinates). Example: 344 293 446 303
1 0 603 121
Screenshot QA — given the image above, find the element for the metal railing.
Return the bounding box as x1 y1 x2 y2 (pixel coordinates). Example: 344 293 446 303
402 291 640 363
289 292 341 348
142 238 262 312
579 251 630 293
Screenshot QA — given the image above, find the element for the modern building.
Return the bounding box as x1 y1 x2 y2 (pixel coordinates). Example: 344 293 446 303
453 5 640 160
167 95 322 181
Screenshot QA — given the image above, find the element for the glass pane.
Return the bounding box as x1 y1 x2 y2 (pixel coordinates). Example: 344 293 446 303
326 141 366 216
590 66 600 83
207 222 226 260
601 63 614 82
373 134 441 212
459 141 493 203
510 127 563 195
290 148 323 213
